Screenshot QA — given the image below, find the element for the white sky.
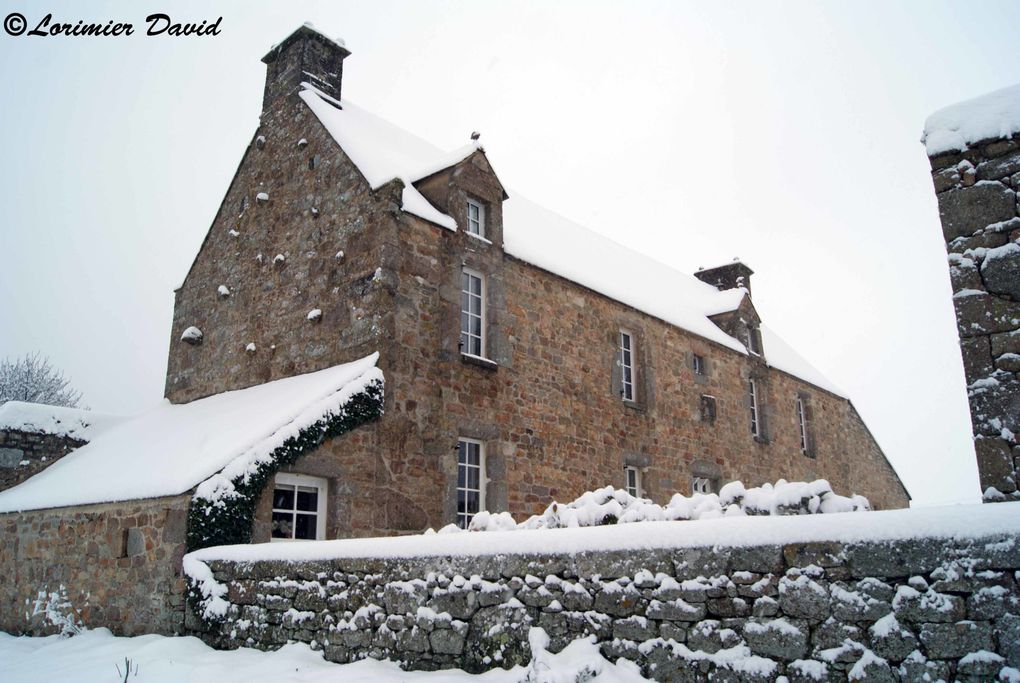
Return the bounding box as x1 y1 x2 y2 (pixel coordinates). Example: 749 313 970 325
2 0 1018 506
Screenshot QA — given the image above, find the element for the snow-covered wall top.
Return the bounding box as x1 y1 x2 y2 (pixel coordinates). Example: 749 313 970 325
0 354 383 513
299 88 845 395
923 82 1020 156
0 401 121 441
186 500 1020 565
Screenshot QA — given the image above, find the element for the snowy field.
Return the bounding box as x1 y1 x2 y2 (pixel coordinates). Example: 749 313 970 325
0 627 646 683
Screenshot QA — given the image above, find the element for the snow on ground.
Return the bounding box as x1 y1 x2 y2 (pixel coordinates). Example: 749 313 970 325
0 627 647 683
0 401 123 441
0 354 382 513
187 500 1020 566
923 82 1020 155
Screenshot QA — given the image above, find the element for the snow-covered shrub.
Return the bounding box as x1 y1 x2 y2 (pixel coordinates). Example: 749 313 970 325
435 479 869 534
307 308 322 323
217 285 231 298
29 585 85 637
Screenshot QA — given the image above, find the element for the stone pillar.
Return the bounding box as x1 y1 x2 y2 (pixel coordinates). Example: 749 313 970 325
925 120 1020 501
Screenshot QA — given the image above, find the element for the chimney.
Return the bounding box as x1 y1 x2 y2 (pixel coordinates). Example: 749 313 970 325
261 24 351 114
694 260 754 297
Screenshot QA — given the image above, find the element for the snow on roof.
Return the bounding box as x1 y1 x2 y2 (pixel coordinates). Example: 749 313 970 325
187 500 1020 564
503 196 748 353
299 88 844 393
923 82 1020 156
0 354 382 513
299 86 458 230
0 401 122 441
760 325 844 397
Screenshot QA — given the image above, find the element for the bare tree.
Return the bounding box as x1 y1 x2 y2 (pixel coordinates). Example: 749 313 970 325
0 353 83 408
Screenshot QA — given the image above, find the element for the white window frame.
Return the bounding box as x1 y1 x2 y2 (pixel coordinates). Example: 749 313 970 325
624 466 642 498
270 473 328 542
797 396 810 454
693 354 705 376
467 199 486 239
619 329 635 402
457 438 486 529
460 268 486 358
749 379 761 438
692 476 714 494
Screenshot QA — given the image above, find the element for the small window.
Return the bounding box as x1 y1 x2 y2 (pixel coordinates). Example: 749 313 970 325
692 476 716 495
271 473 327 541
747 327 762 355
460 268 485 357
749 379 761 438
700 395 717 424
457 439 486 529
797 395 813 456
467 199 486 238
619 330 635 402
693 354 706 376
624 466 642 498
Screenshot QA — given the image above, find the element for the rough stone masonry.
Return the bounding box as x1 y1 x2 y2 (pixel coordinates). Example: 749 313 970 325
926 121 1020 501
187 529 1020 681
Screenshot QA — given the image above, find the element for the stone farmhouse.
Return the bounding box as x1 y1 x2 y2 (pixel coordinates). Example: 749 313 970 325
0 25 907 635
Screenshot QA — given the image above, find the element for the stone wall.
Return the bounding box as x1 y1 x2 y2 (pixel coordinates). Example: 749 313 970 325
188 529 1020 681
0 429 84 493
0 494 190 636
928 137 1020 501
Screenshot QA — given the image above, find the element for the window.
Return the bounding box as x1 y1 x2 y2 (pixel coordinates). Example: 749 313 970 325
619 330 635 401
797 395 812 456
460 268 485 357
457 439 485 529
747 327 762 355
700 395 717 424
467 199 486 238
692 476 715 494
271 473 327 541
693 354 706 376
624 466 642 498
749 379 761 438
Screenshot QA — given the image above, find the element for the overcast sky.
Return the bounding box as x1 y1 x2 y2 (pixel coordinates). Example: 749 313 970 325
2 0 1018 506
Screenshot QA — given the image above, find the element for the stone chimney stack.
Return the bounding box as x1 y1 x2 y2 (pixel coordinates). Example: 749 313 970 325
695 260 754 297
261 24 351 114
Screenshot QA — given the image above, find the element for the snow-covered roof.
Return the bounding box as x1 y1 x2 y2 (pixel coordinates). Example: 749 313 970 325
0 401 122 441
0 354 382 513
299 87 845 395
759 325 844 396
923 82 1020 156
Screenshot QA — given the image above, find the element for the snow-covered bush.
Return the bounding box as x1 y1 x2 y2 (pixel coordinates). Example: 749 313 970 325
437 479 869 534
29 585 85 637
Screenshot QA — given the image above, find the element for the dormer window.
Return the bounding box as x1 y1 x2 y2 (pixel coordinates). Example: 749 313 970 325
747 327 762 355
467 199 486 239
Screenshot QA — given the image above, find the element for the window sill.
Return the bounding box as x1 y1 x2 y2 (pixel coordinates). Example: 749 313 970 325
465 231 492 246
622 399 646 413
461 353 498 371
